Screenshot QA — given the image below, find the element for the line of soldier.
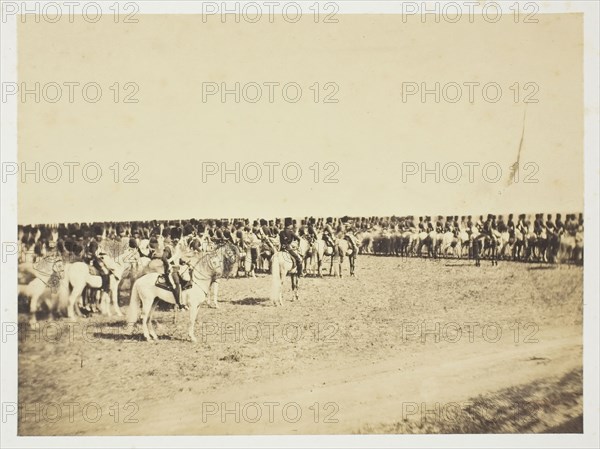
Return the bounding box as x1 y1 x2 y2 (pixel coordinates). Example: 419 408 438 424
376 213 583 240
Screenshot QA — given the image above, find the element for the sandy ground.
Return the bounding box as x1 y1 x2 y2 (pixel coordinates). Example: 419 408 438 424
17 256 583 435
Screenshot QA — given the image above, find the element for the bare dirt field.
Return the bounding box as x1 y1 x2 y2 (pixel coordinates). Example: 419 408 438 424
17 256 583 435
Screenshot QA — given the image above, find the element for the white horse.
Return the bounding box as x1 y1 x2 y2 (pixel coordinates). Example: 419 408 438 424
270 250 299 306
62 253 124 319
305 238 327 276
19 257 68 325
240 231 261 277
440 231 459 258
330 237 357 277
125 243 239 342
305 233 335 276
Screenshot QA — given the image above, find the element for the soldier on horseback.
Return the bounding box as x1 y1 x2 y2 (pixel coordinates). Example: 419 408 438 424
418 216 426 232
436 216 444 233
253 218 275 255
426 217 434 233
149 235 185 309
534 214 545 236
516 214 527 235
84 234 110 295
545 214 557 237
306 217 319 245
497 215 507 233
506 214 515 236
279 217 303 277
322 217 336 249
343 222 359 255
555 213 565 236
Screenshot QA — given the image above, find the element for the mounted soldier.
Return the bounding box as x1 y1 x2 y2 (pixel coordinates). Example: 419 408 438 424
84 227 110 294
306 217 319 245
343 222 359 255
322 217 335 249
436 216 444 233
555 213 565 236
416 216 425 232
149 235 185 309
257 218 276 253
279 217 303 276
516 213 527 235
426 217 434 233
534 213 545 236
545 214 557 237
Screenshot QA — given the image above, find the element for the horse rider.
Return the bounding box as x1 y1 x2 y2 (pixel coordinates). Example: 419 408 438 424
545 214 557 238
84 238 110 295
343 223 359 255
222 221 235 244
436 216 444 233
442 217 454 233
506 214 515 237
279 217 303 276
234 222 245 250
306 218 319 245
534 214 545 236
555 213 565 236
297 219 308 239
426 217 434 233
516 213 528 240
417 217 426 232
210 221 225 244
322 217 336 249
475 215 484 232
128 237 146 266
257 218 276 253
149 236 185 309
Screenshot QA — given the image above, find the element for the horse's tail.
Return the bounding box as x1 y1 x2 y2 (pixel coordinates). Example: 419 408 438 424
126 277 141 329
270 253 281 303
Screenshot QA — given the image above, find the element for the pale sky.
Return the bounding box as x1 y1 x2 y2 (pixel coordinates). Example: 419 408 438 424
17 14 583 224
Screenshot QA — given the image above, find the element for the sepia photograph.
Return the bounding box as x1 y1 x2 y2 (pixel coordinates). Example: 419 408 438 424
1 1 598 447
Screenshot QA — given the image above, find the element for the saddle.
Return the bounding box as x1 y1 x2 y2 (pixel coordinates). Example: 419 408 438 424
155 273 193 292
281 248 298 273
